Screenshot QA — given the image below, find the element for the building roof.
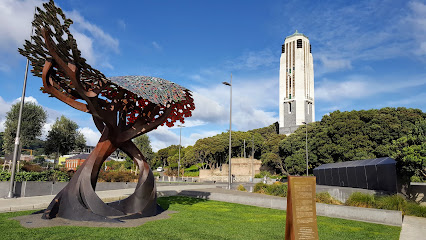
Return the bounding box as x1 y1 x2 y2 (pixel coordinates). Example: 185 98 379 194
313 157 396 170
66 153 113 161
285 30 309 40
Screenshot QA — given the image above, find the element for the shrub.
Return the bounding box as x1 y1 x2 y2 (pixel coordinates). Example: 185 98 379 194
375 194 406 211
253 182 287 197
316 192 342 205
345 192 375 208
237 184 246 191
153 172 160 177
411 175 426 183
185 165 200 172
253 182 268 193
404 201 426 217
21 163 43 172
0 170 70 182
267 182 287 197
98 171 138 182
183 171 199 177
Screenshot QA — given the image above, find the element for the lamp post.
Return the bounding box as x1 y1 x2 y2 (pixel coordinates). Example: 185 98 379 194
302 121 308 176
178 125 185 181
222 74 232 189
7 7 36 199
251 135 254 182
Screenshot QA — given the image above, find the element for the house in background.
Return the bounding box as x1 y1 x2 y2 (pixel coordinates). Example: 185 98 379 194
65 154 113 172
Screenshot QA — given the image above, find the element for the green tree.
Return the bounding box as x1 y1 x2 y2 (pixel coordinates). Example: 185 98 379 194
133 135 154 165
278 107 426 178
3 102 47 154
44 116 86 165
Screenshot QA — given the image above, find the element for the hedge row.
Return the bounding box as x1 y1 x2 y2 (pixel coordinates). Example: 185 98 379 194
0 170 70 182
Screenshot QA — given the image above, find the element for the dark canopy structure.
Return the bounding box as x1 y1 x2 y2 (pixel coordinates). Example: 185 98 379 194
313 157 397 192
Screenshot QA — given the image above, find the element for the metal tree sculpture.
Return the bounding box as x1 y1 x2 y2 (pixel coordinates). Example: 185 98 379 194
19 0 195 222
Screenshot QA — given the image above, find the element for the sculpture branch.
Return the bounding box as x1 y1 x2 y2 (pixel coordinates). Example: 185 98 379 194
118 106 173 143
42 59 89 112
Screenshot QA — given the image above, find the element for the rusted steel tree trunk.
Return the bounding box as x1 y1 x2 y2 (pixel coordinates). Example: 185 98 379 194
19 0 195 222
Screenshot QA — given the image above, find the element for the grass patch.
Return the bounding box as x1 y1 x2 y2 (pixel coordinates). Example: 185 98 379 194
0 196 400 240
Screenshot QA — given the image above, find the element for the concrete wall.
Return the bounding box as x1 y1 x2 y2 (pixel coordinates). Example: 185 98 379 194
199 158 261 182
316 185 386 203
0 181 138 198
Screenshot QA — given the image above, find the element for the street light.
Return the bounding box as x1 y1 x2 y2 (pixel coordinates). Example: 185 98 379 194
178 125 185 181
7 10 36 198
302 121 308 176
222 74 232 189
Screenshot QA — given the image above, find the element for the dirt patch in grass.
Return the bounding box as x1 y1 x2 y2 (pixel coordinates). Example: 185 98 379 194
12 210 178 228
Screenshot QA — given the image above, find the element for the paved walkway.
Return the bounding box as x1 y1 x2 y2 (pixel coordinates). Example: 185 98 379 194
399 215 426 240
0 184 424 239
0 184 219 213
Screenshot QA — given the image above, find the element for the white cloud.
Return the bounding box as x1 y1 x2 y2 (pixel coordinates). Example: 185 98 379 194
66 10 119 68
148 125 222 152
316 54 352 75
78 127 101 146
189 76 279 131
316 75 426 102
67 10 119 53
152 41 162 50
278 0 425 75
406 1 426 56
0 0 43 72
71 31 96 66
386 92 426 106
148 126 180 152
225 49 277 70
117 19 126 30
13 96 39 104
0 0 118 72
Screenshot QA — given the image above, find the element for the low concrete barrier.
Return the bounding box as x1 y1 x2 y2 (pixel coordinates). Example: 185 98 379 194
177 189 402 226
316 202 402 226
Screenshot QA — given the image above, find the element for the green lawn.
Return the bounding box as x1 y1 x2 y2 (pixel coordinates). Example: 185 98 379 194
0 196 401 240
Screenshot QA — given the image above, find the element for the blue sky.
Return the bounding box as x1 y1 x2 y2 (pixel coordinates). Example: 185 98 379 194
0 0 425 151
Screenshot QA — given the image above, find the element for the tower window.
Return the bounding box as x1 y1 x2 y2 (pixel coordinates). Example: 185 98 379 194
310 44 312 53
282 44 285 53
297 39 302 48
289 102 292 113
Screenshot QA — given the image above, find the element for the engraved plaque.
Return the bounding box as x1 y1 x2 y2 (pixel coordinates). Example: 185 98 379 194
285 176 319 240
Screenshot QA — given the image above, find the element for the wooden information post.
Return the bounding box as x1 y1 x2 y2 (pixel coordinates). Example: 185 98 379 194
285 176 319 240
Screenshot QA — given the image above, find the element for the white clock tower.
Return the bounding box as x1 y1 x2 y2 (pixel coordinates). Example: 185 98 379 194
279 30 315 135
